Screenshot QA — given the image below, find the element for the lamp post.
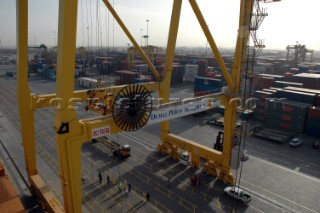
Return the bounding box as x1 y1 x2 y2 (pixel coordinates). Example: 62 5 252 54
146 19 149 46
33 33 37 46
54 31 57 47
140 29 143 47
206 25 209 54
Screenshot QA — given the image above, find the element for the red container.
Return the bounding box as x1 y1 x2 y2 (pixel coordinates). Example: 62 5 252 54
308 107 320 119
253 77 275 90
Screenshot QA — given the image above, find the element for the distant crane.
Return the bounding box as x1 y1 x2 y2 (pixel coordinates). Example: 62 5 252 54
286 42 314 67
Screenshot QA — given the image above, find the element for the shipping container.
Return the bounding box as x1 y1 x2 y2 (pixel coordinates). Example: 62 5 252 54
307 107 320 119
267 99 310 115
272 81 303 88
78 77 105 88
292 73 320 89
275 89 316 105
253 77 275 90
253 91 274 99
266 117 304 133
115 70 140 85
184 64 199 82
194 77 222 97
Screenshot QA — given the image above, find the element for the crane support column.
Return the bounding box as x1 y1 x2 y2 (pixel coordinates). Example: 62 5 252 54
16 0 38 177
160 0 182 142
55 0 87 212
220 0 253 184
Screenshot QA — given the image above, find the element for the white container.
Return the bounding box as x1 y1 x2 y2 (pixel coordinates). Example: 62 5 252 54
184 64 199 82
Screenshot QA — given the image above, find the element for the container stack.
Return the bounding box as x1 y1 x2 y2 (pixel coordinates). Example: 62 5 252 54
292 73 320 89
197 60 208 77
115 70 140 85
274 90 316 105
132 64 148 75
194 77 222 97
252 90 274 122
253 77 275 90
100 60 119 75
272 81 303 88
171 64 185 84
304 107 320 137
283 86 320 107
266 99 310 133
184 64 199 82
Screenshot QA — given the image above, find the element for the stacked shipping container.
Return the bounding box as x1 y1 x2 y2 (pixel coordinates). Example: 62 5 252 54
252 91 274 122
194 77 222 97
265 99 310 133
304 107 320 137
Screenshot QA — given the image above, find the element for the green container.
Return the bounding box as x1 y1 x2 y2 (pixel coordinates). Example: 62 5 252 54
266 117 304 133
267 99 310 115
305 117 320 128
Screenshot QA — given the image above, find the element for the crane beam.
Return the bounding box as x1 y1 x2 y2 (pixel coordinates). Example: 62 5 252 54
189 0 234 91
30 82 159 110
101 0 161 81
159 0 183 141
16 0 64 212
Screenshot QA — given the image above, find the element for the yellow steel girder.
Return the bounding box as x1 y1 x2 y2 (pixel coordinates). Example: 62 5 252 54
17 0 256 212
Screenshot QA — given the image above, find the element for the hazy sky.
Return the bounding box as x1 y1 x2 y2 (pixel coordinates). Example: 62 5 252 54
0 0 319 50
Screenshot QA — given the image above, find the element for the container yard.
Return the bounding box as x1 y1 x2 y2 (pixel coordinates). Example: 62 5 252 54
1 0 320 213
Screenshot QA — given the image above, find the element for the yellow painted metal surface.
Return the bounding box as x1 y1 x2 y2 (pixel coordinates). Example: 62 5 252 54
30 82 159 110
16 0 255 212
54 0 86 212
188 0 234 90
220 0 253 181
159 0 183 141
16 0 38 177
30 175 64 213
165 134 223 166
101 0 161 81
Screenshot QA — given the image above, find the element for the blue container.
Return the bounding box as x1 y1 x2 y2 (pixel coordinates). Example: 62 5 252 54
133 78 147 83
194 78 222 92
304 126 320 137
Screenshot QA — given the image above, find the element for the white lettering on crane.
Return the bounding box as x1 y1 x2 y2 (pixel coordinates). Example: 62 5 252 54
148 99 220 125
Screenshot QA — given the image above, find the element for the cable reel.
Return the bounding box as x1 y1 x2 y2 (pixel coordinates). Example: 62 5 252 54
112 84 152 131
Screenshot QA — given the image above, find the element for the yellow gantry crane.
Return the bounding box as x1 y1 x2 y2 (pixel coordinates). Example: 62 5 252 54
16 0 279 212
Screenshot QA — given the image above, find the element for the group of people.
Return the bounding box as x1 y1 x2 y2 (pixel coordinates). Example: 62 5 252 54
90 172 150 201
117 180 131 197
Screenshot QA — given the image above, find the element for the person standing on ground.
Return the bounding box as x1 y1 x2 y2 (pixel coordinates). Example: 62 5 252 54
106 174 110 184
125 185 129 197
98 172 102 184
118 182 122 193
146 192 150 202
128 183 131 192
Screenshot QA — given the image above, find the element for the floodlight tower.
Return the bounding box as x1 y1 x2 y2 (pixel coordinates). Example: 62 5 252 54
146 19 149 46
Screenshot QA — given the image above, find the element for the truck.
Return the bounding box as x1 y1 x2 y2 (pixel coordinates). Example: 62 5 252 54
207 114 241 128
96 137 131 159
250 125 293 144
224 186 252 204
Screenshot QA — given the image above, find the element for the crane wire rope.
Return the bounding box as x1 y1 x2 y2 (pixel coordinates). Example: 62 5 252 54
80 0 85 47
236 0 255 195
232 1 255 210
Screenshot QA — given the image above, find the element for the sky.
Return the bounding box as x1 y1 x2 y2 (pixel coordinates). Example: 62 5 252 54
0 0 319 51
